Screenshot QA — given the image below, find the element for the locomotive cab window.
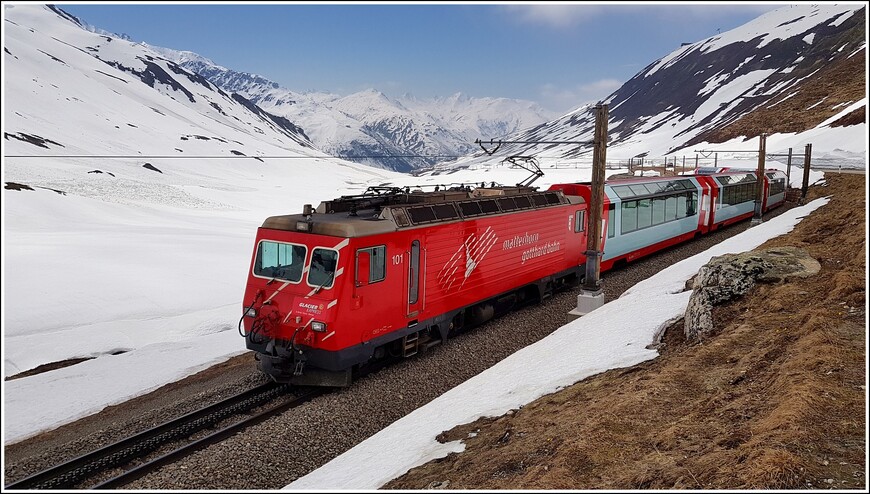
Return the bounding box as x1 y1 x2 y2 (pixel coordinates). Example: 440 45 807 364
254 241 307 283
308 248 339 289
356 246 386 285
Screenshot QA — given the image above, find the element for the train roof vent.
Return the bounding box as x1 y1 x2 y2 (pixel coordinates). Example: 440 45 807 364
395 191 566 227
471 186 539 197
406 203 460 225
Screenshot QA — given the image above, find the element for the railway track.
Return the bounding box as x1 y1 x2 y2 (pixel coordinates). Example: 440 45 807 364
4 383 326 490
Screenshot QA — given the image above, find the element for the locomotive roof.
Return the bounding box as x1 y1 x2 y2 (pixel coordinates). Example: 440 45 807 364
261 186 581 238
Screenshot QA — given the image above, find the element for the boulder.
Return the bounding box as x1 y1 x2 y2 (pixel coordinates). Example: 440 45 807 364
684 247 821 341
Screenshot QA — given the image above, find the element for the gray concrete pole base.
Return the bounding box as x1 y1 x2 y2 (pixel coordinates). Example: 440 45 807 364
569 289 605 316
750 217 764 226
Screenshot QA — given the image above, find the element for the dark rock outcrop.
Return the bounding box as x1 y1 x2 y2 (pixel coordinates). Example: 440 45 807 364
684 246 821 340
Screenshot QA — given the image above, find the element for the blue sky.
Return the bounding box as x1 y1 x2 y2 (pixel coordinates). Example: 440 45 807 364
60 2 781 114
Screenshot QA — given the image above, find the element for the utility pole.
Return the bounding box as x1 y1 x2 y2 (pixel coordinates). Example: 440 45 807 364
570 103 608 316
785 147 793 190
751 133 767 225
800 143 812 204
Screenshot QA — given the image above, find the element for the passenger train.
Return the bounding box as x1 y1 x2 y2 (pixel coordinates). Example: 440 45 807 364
240 168 788 386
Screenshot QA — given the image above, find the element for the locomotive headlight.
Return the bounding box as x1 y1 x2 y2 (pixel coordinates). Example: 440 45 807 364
245 308 257 318
311 321 327 332
296 220 311 232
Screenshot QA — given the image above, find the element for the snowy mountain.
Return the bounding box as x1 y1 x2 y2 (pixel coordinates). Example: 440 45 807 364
437 4 866 171
3 4 319 166
147 45 555 172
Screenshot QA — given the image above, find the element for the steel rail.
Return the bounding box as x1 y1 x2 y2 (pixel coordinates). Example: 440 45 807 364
4 383 293 490
93 388 326 489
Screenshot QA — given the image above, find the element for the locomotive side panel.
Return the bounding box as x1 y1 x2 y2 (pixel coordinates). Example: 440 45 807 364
422 204 585 313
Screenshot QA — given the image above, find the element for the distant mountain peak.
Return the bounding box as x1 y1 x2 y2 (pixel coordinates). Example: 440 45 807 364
470 3 865 166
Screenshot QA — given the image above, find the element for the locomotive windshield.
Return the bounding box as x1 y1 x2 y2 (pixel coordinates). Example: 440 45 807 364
308 248 338 289
254 241 307 283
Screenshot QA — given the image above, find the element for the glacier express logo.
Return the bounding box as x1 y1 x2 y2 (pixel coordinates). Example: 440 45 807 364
296 301 325 315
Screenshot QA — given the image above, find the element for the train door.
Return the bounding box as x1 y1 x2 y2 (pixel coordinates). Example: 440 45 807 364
406 239 424 319
699 182 713 231
353 245 386 308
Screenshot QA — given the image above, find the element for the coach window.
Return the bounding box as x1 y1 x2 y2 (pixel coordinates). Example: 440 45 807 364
637 199 652 229
686 192 698 216
574 210 585 232
652 197 666 225
665 195 678 221
608 204 616 238
622 200 638 233
356 246 386 284
308 248 338 289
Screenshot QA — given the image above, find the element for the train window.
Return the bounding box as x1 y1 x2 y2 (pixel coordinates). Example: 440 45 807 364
409 241 420 305
721 183 755 207
646 182 665 195
676 194 688 218
686 192 698 215
652 197 666 225
612 185 634 199
637 199 652 229
629 184 651 196
575 210 585 232
608 204 615 238
254 241 307 283
356 246 386 284
769 178 786 196
621 200 638 233
307 248 338 290
664 196 676 221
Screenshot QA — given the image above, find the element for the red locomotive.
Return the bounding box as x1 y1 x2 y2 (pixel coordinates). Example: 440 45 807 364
240 168 787 386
